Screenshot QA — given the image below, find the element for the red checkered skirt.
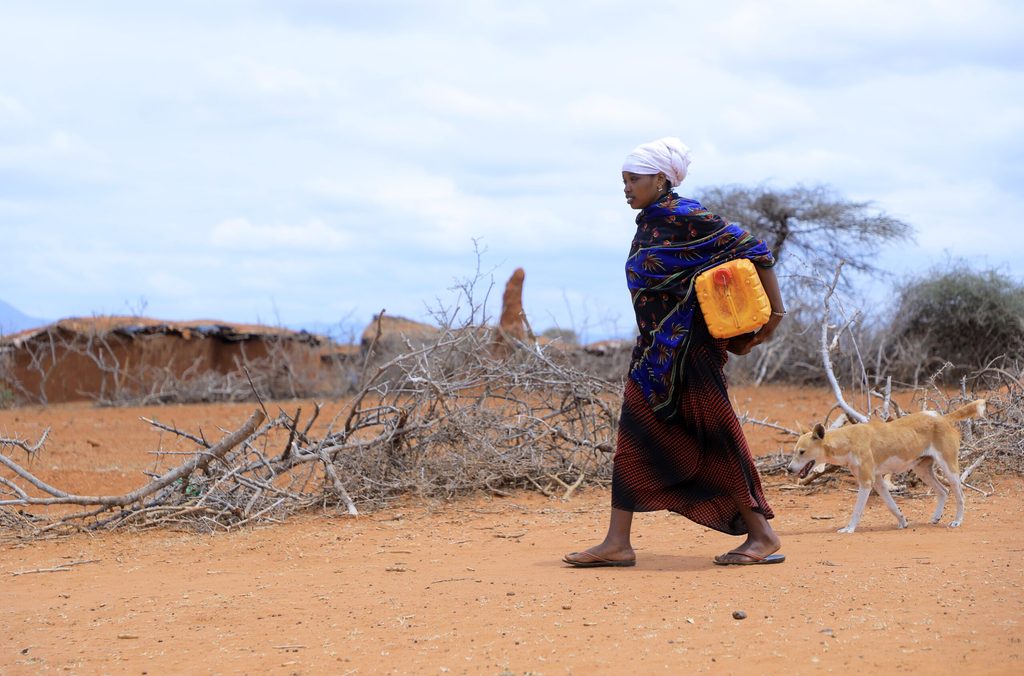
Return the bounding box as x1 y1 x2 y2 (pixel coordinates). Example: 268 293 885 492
611 337 775 535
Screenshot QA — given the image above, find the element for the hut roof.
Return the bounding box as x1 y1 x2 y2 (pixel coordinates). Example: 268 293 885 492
1 315 329 348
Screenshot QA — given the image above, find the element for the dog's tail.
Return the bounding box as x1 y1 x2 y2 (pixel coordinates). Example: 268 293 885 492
944 399 986 422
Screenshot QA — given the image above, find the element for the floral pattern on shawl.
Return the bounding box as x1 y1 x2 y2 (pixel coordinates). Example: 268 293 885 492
626 193 774 421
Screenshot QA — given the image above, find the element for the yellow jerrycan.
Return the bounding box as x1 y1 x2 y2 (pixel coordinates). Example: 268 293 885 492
694 258 771 339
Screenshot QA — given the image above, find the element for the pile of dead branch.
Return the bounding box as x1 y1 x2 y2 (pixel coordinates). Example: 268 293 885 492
962 376 1024 476
1 324 619 536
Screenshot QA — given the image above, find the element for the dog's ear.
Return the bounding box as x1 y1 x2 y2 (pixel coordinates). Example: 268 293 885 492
812 423 826 440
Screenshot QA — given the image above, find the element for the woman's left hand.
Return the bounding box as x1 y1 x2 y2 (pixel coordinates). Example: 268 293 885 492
726 331 758 355
727 315 782 355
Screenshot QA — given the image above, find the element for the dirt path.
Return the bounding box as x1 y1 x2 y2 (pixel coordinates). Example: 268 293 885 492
2 389 1021 674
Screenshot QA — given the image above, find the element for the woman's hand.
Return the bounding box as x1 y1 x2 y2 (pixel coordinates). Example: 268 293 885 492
726 331 758 355
726 313 783 355
726 333 756 355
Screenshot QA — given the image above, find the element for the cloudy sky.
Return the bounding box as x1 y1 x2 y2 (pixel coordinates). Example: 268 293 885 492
2 0 1021 341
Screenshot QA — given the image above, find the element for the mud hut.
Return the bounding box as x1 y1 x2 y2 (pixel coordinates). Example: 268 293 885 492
0 316 337 405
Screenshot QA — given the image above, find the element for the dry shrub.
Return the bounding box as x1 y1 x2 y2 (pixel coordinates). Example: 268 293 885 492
979 392 1024 475
956 368 1024 478
882 263 1024 384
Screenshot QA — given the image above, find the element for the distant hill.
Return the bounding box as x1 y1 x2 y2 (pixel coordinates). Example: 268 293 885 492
0 299 48 335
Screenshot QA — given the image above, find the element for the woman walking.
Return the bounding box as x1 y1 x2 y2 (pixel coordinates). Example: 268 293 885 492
563 137 786 568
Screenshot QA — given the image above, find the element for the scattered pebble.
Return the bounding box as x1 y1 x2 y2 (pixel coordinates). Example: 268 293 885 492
732 610 747 620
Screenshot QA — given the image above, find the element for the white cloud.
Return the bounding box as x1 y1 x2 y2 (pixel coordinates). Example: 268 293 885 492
205 58 343 100
412 83 536 122
0 128 102 167
145 271 200 300
210 217 353 252
0 198 34 215
0 1 1020 336
567 95 671 132
0 94 31 125
706 0 1024 79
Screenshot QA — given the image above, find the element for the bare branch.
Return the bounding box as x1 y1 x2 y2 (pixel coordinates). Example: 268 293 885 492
1 410 264 507
818 262 869 424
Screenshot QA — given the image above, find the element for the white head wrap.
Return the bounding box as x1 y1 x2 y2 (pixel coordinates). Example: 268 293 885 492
621 137 692 187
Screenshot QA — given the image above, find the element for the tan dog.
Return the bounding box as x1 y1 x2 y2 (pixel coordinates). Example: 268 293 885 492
788 400 986 533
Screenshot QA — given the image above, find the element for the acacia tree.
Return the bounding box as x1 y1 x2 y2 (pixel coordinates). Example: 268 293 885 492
697 183 913 275
697 183 913 386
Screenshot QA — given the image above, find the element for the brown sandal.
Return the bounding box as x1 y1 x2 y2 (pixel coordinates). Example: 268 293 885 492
713 550 785 566
562 551 637 568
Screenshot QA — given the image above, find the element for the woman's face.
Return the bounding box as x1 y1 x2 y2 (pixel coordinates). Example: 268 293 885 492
622 171 665 210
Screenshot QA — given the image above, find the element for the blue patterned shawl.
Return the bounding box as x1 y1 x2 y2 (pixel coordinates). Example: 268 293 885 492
626 193 774 421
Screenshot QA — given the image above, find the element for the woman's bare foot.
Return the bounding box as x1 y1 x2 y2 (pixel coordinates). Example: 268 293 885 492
713 532 782 564
716 501 783 564
563 544 636 567
565 508 636 567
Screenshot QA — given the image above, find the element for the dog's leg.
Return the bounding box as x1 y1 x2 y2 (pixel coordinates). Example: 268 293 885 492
872 477 908 529
838 486 873 533
932 456 966 528
912 458 948 524
947 473 966 528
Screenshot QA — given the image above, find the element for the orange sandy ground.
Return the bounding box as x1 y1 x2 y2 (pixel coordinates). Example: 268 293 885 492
1 387 1021 675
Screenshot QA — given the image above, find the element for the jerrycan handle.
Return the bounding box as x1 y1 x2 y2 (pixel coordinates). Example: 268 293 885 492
711 265 741 330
